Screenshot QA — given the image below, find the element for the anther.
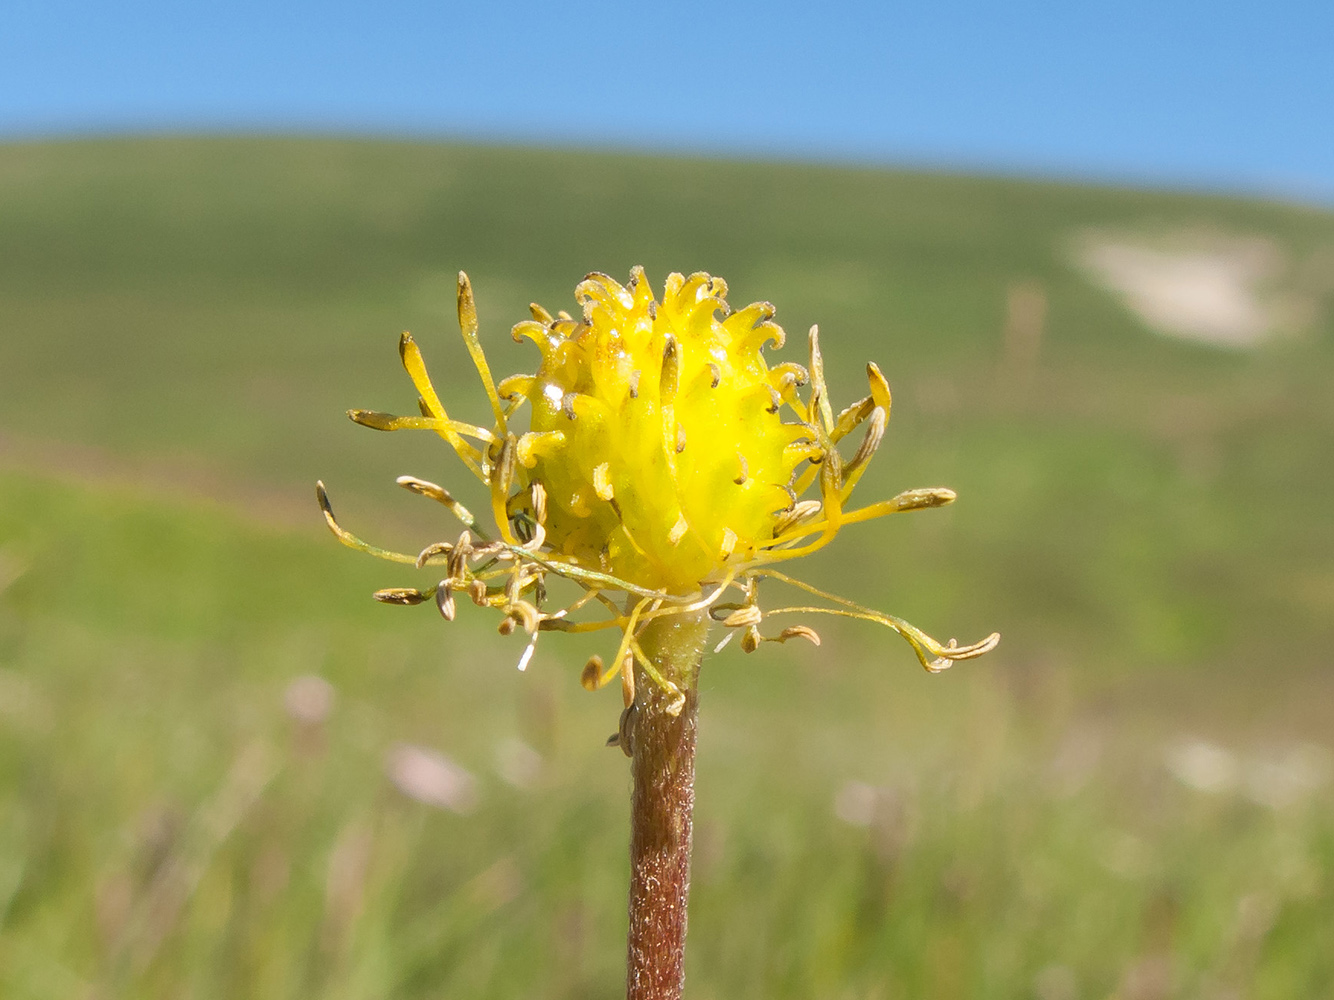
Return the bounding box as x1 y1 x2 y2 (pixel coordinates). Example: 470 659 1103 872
593 462 614 501
374 588 427 606
396 477 477 528
675 426 687 454
436 582 456 621
740 626 762 653
508 600 540 633
415 540 452 569
531 481 547 524
495 434 517 494
776 625 821 646
469 579 489 605
733 453 749 485
708 363 721 388
447 530 473 579
773 499 823 536
581 655 604 692
719 528 737 561
497 616 517 636
668 514 689 545
660 336 679 404
628 370 641 399
447 548 467 582
844 406 887 479
562 392 578 420
721 605 762 628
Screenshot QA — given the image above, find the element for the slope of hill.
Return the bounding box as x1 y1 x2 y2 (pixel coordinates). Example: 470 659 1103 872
2 136 1331 679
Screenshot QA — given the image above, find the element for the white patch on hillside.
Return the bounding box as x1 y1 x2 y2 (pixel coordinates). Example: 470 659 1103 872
1076 232 1288 348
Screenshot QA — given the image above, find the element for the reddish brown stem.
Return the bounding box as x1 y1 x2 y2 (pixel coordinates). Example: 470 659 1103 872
626 609 710 1000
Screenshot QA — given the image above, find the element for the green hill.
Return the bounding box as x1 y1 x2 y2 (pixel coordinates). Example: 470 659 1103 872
0 137 1331 997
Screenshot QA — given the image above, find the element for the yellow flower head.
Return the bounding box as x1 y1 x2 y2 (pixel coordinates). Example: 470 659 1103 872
318 268 997 712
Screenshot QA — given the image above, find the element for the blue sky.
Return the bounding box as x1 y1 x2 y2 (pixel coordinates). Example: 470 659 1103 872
3 0 1330 202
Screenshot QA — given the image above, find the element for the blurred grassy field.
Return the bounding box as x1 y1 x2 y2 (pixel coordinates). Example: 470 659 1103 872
0 136 1332 998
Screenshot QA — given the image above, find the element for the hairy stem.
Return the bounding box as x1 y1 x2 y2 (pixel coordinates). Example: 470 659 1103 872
626 607 710 1000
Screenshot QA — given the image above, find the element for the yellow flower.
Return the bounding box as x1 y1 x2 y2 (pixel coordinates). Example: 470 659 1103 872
318 268 997 712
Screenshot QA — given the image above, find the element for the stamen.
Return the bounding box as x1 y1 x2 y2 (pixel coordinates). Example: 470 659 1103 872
593 462 614 501
316 481 419 565
831 395 874 443
396 476 479 531
627 637 686 716
348 410 498 442
469 579 489 605
740 626 761 653
808 325 835 435
772 499 822 537
580 655 604 691
668 514 690 545
771 625 820 646
660 336 679 404
840 406 887 498
733 453 749 486
436 582 456 621
508 600 540 634
415 540 453 569
531 481 547 524
396 332 485 477
720 604 761 628
719 528 737 561
373 587 430 605
456 272 507 431
756 568 1001 672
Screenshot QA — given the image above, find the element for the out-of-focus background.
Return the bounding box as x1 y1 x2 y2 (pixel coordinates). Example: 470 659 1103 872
1 3 1332 998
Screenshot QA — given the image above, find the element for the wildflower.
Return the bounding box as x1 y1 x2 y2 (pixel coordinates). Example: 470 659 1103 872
317 268 997 714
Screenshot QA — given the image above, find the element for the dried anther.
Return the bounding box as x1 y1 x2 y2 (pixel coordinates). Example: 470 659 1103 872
373 587 430 605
